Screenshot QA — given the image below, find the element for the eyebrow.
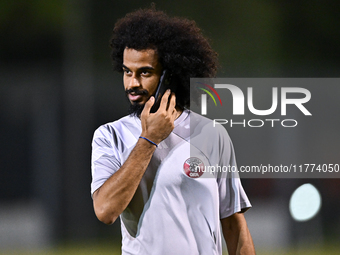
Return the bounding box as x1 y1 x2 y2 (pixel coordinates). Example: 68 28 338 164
122 64 155 71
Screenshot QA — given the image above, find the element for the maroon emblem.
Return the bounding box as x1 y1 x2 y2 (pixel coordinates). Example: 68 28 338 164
183 157 204 178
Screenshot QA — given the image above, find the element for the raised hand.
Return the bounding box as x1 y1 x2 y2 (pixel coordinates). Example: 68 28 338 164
140 89 177 145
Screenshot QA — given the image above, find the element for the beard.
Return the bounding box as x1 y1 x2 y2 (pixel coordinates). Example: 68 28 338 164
128 102 145 117
126 88 149 117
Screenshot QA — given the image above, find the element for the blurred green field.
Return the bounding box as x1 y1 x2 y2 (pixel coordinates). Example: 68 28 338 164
0 241 339 255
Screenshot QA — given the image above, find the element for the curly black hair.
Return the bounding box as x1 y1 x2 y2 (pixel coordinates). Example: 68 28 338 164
110 7 218 109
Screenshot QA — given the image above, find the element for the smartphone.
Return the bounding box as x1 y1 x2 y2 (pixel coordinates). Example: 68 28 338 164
150 70 177 113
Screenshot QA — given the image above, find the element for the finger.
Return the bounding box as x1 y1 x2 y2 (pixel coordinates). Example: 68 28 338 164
158 89 171 112
141 96 154 118
167 92 176 112
170 108 177 122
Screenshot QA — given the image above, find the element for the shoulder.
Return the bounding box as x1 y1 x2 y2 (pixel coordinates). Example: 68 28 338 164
93 115 141 149
94 115 138 137
189 110 231 142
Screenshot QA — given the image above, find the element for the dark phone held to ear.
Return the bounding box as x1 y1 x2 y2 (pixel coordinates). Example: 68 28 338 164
150 70 177 113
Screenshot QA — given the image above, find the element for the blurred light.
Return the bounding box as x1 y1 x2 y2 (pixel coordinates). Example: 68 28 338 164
289 183 321 222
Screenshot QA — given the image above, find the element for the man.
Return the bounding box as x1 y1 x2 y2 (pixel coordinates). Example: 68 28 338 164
91 7 255 255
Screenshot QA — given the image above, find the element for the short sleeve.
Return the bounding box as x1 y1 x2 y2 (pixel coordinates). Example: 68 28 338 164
91 126 121 195
216 126 251 219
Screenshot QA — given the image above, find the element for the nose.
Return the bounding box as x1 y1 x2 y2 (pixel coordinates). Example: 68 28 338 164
126 74 141 90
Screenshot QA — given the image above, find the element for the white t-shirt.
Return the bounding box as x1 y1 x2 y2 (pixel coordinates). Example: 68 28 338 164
91 110 251 255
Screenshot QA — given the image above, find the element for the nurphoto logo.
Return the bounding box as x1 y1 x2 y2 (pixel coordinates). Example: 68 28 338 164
195 80 312 128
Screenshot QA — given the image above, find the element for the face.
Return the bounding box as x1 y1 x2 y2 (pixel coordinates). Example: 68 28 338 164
123 48 163 112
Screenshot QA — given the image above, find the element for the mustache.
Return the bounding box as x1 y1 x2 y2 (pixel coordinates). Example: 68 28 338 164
125 88 149 96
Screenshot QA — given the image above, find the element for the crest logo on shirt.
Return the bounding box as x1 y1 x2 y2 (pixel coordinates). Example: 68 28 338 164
183 157 204 178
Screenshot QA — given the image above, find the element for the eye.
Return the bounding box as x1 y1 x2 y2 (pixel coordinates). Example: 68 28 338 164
123 69 132 75
141 70 151 76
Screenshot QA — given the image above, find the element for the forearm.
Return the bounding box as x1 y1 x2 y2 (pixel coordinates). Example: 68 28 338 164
235 222 255 254
92 92 178 225
222 213 256 255
93 138 156 224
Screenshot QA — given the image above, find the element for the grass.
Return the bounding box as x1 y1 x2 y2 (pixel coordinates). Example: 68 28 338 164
0 241 339 255
0 240 120 255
